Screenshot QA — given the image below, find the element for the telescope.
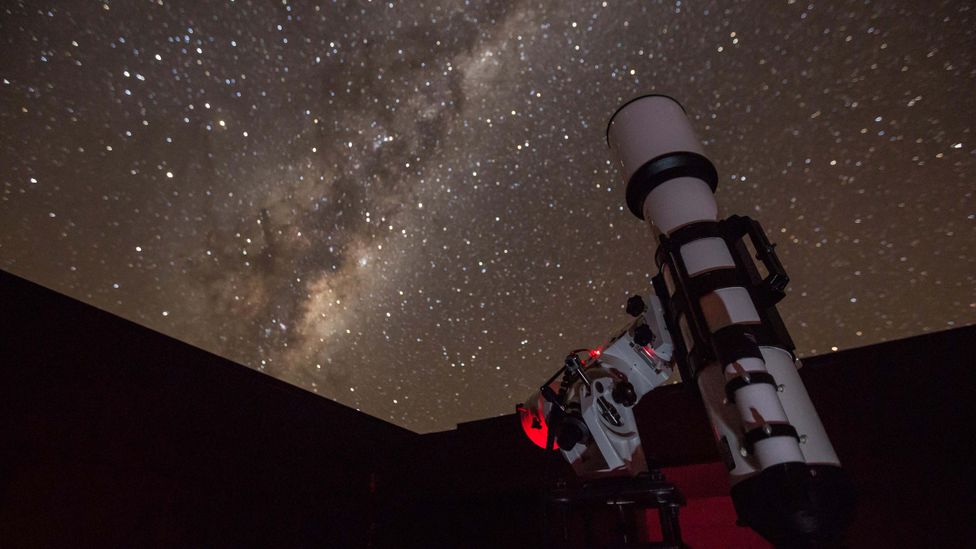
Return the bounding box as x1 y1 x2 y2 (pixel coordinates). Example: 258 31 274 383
519 95 854 547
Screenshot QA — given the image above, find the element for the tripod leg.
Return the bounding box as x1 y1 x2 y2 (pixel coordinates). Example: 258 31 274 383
658 503 683 548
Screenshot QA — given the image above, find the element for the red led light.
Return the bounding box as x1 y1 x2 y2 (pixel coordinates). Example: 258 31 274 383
589 347 603 359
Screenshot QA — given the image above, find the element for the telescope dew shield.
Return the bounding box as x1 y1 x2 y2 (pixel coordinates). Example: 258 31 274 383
607 95 854 545
606 94 718 224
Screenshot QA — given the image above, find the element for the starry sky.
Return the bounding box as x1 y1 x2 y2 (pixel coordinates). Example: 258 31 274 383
2 0 974 432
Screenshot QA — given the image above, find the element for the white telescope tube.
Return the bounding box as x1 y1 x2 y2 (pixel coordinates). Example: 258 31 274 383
605 95 853 546
606 95 840 482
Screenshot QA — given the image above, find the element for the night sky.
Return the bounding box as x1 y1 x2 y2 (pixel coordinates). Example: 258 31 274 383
2 1 973 432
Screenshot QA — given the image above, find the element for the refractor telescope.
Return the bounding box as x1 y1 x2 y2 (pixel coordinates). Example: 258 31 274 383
518 95 855 547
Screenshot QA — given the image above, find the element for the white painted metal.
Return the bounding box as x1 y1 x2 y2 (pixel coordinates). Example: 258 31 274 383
762 346 841 465
700 287 762 332
599 327 672 396
697 365 758 483
681 237 735 276
733 384 791 424
643 177 718 232
731 356 768 374
581 388 628 471
754 436 807 467
644 294 674 363
554 314 676 477
606 94 826 484
607 96 706 184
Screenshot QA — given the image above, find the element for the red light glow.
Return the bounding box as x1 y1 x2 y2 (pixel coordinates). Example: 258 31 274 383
518 394 558 450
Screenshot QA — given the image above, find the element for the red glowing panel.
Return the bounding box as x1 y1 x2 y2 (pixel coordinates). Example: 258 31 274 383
518 394 557 450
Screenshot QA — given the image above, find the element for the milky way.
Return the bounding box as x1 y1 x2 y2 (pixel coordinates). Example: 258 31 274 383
2 1 974 432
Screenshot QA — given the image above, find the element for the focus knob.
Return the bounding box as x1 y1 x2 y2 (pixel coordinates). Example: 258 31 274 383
612 381 638 407
626 294 646 317
633 324 655 347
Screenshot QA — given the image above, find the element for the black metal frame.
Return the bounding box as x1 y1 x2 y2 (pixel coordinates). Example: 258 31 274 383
548 472 688 548
651 215 796 382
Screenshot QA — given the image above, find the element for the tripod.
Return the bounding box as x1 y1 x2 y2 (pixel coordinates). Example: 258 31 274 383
548 469 687 548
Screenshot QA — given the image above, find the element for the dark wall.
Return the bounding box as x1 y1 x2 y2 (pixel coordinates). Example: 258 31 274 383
2 269 974 548
374 416 573 548
0 270 413 547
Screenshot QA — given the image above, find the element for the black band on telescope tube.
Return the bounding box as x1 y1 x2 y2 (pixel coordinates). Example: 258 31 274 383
680 268 745 304
712 324 764 365
724 371 778 403
662 220 721 249
743 423 800 454
625 152 718 220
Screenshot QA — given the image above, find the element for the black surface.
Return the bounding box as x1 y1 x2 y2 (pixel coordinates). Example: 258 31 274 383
730 463 855 549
